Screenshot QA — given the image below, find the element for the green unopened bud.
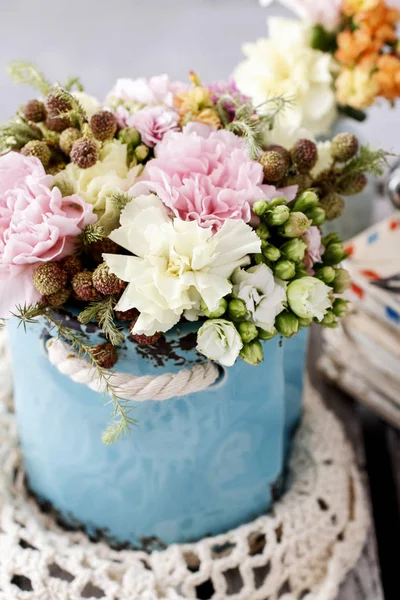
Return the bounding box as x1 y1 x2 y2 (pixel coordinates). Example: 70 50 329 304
262 243 281 262
293 190 319 213
298 317 312 328
322 232 341 247
274 259 296 280
253 200 269 217
265 205 290 227
275 311 299 338
256 223 270 240
258 328 277 340
254 253 267 265
278 212 312 238
240 339 264 366
320 311 338 328
118 127 141 147
295 265 309 278
134 144 150 162
238 321 258 343
266 197 288 209
307 206 326 226
332 268 351 293
332 298 349 318
280 238 307 263
228 298 248 321
201 298 228 318
316 266 336 284
323 242 345 265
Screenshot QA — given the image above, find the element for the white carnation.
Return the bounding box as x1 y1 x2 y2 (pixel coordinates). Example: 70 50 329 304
104 195 261 335
287 276 332 321
196 319 243 367
234 17 337 136
259 0 343 32
232 263 287 332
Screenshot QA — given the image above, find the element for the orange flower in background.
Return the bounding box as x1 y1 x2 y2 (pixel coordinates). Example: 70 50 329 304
373 54 400 101
359 3 400 43
335 27 381 66
342 0 380 16
336 66 380 109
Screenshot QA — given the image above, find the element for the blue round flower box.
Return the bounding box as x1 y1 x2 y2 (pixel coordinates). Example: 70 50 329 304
7 318 308 548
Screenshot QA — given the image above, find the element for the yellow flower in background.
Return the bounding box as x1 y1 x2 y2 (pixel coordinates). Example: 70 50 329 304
336 66 380 109
55 140 141 234
342 0 380 16
175 86 221 127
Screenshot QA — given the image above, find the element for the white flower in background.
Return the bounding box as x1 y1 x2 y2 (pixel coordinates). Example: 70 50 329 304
232 263 287 332
104 195 261 335
196 319 243 366
72 92 101 119
56 140 141 234
234 17 337 136
287 276 331 321
259 0 343 32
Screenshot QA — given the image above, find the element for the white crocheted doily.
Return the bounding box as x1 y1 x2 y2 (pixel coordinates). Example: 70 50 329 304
0 331 369 600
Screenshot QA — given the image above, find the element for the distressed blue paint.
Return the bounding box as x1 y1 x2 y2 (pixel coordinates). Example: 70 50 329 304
7 318 307 547
385 306 400 324
367 232 379 245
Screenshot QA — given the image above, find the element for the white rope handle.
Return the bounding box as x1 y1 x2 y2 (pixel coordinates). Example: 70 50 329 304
45 337 220 402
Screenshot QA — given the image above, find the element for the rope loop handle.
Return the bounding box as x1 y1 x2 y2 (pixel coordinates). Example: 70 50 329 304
45 337 220 402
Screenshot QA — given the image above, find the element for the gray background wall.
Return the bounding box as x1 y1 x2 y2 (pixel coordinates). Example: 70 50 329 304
0 0 398 153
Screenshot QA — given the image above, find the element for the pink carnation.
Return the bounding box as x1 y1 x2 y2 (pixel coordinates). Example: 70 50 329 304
127 106 180 147
303 226 324 274
0 152 96 317
130 123 297 230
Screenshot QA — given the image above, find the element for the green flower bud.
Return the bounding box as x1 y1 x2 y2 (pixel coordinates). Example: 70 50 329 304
332 268 351 293
201 298 228 318
274 259 296 280
253 200 269 217
278 212 312 238
320 311 338 328
316 266 336 284
307 206 326 226
265 205 290 227
228 298 248 321
238 321 258 343
118 127 141 147
275 311 299 338
258 328 277 341
254 253 267 265
262 243 281 262
280 238 307 263
134 144 150 162
323 242 345 265
266 197 288 209
295 265 309 278
256 223 270 240
332 298 349 318
293 190 319 213
322 232 341 247
298 317 312 328
240 339 264 366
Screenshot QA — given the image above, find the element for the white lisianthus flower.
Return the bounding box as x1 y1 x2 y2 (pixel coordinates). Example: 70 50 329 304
287 276 332 321
104 195 261 335
232 264 287 332
196 319 243 367
72 92 101 119
56 140 141 234
234 17 337 136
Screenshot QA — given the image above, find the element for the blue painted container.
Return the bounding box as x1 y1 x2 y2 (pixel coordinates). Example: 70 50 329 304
7 317 308 548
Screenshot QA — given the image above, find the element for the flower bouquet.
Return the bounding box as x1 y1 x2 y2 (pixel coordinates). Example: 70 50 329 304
1 63 386 547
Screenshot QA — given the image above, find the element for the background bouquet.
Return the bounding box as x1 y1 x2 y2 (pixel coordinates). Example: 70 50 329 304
239 0 400 135
0 62 387 439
